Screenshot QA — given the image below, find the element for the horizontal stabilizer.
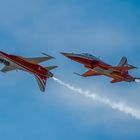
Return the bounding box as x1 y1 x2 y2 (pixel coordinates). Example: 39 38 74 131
127 64 137 69
45 66 58 71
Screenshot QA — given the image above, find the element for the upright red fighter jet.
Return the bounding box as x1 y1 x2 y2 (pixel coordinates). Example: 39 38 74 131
0 51 57 92
61 52 139 83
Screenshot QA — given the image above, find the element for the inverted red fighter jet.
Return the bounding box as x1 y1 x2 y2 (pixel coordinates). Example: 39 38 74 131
0 51 57 92
61 52 139 83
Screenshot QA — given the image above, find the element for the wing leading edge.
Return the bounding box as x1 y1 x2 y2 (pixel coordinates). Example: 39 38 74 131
82 70 102 77
21 54 54 64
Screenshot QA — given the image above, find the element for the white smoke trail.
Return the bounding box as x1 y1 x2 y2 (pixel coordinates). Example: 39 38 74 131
135 79 140 83
53 77 140 120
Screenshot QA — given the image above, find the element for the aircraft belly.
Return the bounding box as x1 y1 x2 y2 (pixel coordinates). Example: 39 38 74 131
8 60 30 72
11 61 46 76
107 72 130 82
93 67 125 80
93 67 112 75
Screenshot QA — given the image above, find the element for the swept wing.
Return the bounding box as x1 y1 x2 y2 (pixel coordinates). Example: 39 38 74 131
21 54 54 64
82 70 102 77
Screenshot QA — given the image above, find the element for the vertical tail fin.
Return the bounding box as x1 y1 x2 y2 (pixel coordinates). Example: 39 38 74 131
35 74 47 92
118 57 137 72
118 56 127 66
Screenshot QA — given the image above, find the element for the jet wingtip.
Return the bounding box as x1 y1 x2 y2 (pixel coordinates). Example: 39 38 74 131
42 53 55 59
73 72 84 77
45 66 58 71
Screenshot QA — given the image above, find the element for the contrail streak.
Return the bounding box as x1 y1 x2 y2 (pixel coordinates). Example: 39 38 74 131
135 79 140 83
53 77 140 120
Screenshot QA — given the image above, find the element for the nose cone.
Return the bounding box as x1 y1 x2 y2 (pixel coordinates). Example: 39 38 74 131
60 52 71 57
48 71 53 78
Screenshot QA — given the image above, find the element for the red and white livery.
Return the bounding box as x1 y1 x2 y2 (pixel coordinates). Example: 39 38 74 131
0 51 57 92
61 52 139 83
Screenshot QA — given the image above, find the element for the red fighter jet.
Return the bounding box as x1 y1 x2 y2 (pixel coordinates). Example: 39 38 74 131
61 52 139 83
0 51 57 92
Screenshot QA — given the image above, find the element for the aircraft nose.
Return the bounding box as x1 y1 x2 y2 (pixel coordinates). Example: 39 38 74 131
60 52 71 57
48 71 53 78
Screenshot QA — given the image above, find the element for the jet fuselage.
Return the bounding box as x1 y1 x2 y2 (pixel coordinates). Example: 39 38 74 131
61 52 136 83
0 51 53 78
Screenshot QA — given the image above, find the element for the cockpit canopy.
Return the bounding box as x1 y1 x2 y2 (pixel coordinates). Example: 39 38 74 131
82 53 99 60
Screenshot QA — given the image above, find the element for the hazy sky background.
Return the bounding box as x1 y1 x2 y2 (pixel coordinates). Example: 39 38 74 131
0 0 140 140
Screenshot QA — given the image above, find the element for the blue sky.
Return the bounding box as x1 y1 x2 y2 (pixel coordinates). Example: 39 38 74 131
0 0 140 140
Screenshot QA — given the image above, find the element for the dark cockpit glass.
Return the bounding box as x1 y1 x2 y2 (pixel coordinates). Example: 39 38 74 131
82 53 99 60
0 51 6 55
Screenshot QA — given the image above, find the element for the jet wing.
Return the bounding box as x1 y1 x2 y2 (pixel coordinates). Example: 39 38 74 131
111 78 125 83
35 74 47 92
1 66 17 73
82 70 102 77
21 55 54 64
